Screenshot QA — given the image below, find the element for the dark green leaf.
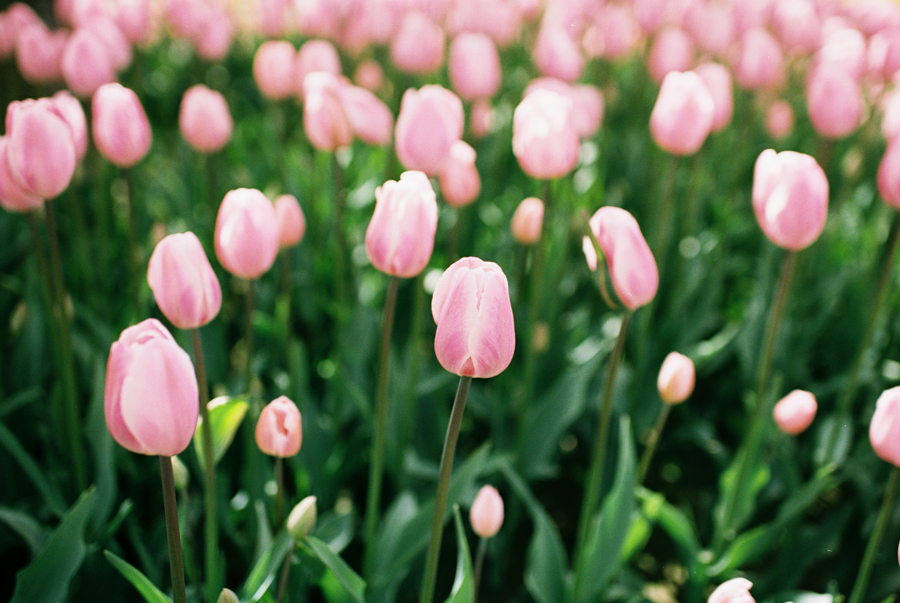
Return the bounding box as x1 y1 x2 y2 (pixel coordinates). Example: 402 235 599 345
303 536 366 603
0 422 67 517
0 506 50 555
242 530 294 602
443 506 474 603
104 550 173 603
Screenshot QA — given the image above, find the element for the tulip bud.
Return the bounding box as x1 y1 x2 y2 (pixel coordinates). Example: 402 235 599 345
390 10 445 75
532 21 584 83
302 72 352 152
50 91 88 161
694 62 733 133
870 386 900 466
683 0 735 57
366 171 438 278
583 207 658 311
274 194 306 248
0 137 43 213
648 27 695 83
470 99 494 138
116 0 153 45
395 85 464 176
765 100 794 140
432 257 515 379
752 149 829 251
255 396 302 457
511 197 544 245
61 27 116 98
192 7 233 62
438 141 481 208
650 71 715 156
470 485 504 538
214 188 280 280
147 232 222 330
295 39 342 96
512 89 579 180
171 455 190 491
287 495 317 540
179 84 233 154
217 588 240 603
353 59 384 92
92 83 152 168
339 84 394 147
733 28 785 90
878 141 900 209
253 40 296 101
449 33 501 100
806 64 862 140
16 23 66 85
105 318 199 456
657 352 695 405
708 578 754 603
5 98 77 199
773 390 817 435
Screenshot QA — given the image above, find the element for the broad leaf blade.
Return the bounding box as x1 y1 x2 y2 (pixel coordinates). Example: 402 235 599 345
242 530 294 602
194 396 249 471
303 536 366 603
444 506 474 603
104 550 173 603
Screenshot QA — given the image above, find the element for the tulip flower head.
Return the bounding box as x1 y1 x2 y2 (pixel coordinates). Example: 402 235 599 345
0 137 43 213
432 257 515 379
438 140 481 208
708 578 754 603
147 232 222 330
512 88 580 179
650 70 715 155
511 197 544 245
179 84 233 153
657 352 695 404
752 149 829 251
5 98 77 199
773 390 817 435
870 386 900 466
287 495 317 539
274 194 306 248
253 40 296 101
92 83 152 168
470 485 504 538
394 85 464 176
215 188 280 280
105 318 199 456
255 396 302 458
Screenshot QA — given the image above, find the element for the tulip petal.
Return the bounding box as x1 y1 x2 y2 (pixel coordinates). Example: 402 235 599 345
434 269 479 375
467 270 515 378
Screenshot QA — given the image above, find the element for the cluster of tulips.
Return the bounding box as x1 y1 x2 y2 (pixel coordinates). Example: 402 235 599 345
6 0 900 602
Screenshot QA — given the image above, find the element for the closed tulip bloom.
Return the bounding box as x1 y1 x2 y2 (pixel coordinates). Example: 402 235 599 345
16 23 66 85
512 89 579 179
395 85 464 175
92 83 152 167
50 91 88 161
116 0 153 45
511 197 544 244
438 140 481 208
879 142 900 208
733 28 785 90
752 150 829 251
870 387 900 466
147 232 222 330
524 79 603 139
431 257 515 379
302 72 352 151
0 137 43 213
470 485 504 538
105 318 199 456
818 25 867 81
274 194 306 248
449 33 501 100
366 171 438 277
694 62 733 133
215 188 280 279
179 85 233 153
806 65 862 140
390 10 445 75
339 84 394 147
192 7 233 61
353 59 384 92
255 396 302 457
765 100 794 139
287 495 317 539
583 207 658 310
708 578 754 603
532 22 584 83
773 390 817 435
470 99 494 138
5 99 77 199
295 39 342 96
61 28 116 97
657 352 695 404
648 27 695 83
683 0 735 57
650 71 715 155
253 40 296 101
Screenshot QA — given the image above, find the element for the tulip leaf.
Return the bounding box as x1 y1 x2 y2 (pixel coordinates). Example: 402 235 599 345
0 506 50 556
241 530 294 602
194 395 248 472
635 487 702 562
443 506 475 603
104 550 173 603
303 536 366 603
0 422 67 517
10 487 96 603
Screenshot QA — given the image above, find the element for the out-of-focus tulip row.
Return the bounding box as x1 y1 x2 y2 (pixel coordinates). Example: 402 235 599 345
4 0 900 602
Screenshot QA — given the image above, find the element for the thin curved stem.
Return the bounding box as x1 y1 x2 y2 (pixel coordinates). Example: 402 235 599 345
160 456 188 603
638 404 672 484
473 537 487 601
848 465 900 603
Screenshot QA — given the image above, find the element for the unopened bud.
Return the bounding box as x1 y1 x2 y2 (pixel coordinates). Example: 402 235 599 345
171 455 190 491
287 495 317 540
217 588 239 603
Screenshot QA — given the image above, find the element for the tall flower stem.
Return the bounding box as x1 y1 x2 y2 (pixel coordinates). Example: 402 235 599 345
402 273 426 460
244 280 256 396
123 167 140 307
472 537 488 600
160 456 188 603
848 465 900 603
573 313 633 595
191 330 218 603
519 231 547 415
365 276 400 578
713 251 796 553
638 404 672 484
332 154 350 314
274 456 289 603
652 155 679 283
420 375 473 603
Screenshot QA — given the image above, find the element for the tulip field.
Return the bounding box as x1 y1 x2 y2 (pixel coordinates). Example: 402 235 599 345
6 0 900 602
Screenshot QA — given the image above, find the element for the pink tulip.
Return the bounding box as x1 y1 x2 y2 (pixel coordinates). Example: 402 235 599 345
694 62 733 133
147 232 222 330
394 85 464 176
470 485 504 538
302 72 352 151
870 387 900 466
583 4 641 60
5 98 77 199
765 100 794 139
438 141 480 208
818 25 867 81
683 0 735 57
772 0 821 53
390 10 444 75
353 59 384 92
470 99 494 138
648 27 695 83
511 197 544 245
192 7 233 61
86 17 132 71
733 27 786 90
295 39 342 96
650 71 715 156
806 64 862 140
105 318 199 456
512 89 579 179
752 150 829 251
0 12 14 60
339 84 394 147
214 188 280 279
275 194 306 248
16 23 67 85
449 32 501 101
50 91 88 161
294 0 343 38
869 30 900 83
0 137 43 213
524 79 603 139
878 141 900 209
61 28 117 97
365 171 438 278
179 85 233 153
583 207 658 310
254 0 290 37
773 390 817 435
253 40 296 101
532 21 584 83
116 0 153 45
708 578 754 603
255 396 302 457
92 83 152 168
657 352 695 405
431 257 515 379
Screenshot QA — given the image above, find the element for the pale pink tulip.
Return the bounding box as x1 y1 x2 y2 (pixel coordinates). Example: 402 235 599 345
765 100 794 139
0 137 43 213
806 64 862 139
650 71 715 155
179 85 233 153
274 194 306 248
214 188 280 279
339 84 394 147
302 72 352 151
394 85 464 175
50 91 88 161
708 578 754 603
470 485 504 538
657 352 695 405
694 62 733 133
148 232 222 330
648 27 695 83
295 39 342 96
5 98 77 199
92 83 152 167
512 89 579 179
253 40 296 101
870 387 900 466
449 32 501 100
510 197 544 245
255 396 302 457
773 390 817 435
16 23 67 85
733 28 786 90
532 21 584 83
438 141 480 208
390 10 444 75
61 27 117 97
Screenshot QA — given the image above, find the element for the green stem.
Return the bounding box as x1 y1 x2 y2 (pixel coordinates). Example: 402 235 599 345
191 330 218 603
160 456 189 603
754 251 796 400
245 280 255 397
473 537 487 601
652 155 679 283
123 167 140 310
573 313 633 594
848 465 900 603
332 154 349 314
420 375 473 603
274 456 290 603
365 276 400 578
520 220 547 416
638 404 672 484
402 273 426 460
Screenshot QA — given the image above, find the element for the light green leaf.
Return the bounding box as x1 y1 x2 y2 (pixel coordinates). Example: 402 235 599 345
104 550 173 603
303 536 366 603
194 396 248 471
444 506 474 603
10 487 96 603
242 530 294 602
